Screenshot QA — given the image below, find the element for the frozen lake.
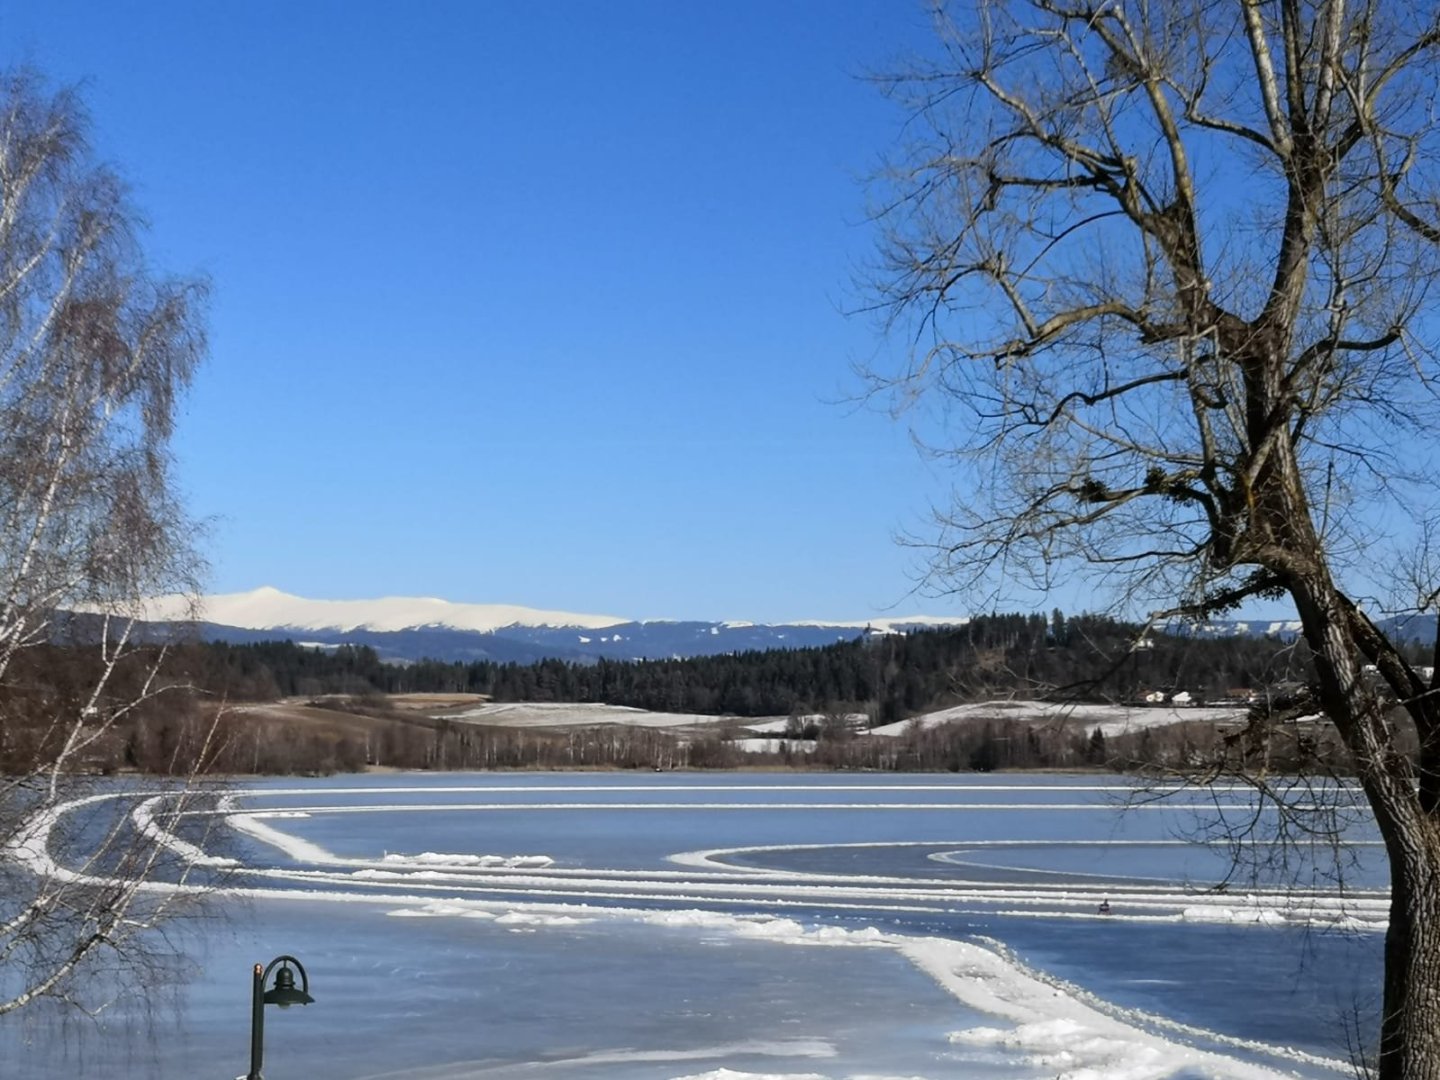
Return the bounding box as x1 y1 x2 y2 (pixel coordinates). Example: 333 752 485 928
8 773 1388 1078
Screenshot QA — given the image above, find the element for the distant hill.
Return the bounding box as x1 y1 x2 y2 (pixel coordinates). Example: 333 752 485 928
127 586 965 663
1169 614 1434 644
183 612 1324 723
96 586 1438 664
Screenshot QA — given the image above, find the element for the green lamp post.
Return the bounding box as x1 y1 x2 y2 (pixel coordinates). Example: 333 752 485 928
247 954 315 1079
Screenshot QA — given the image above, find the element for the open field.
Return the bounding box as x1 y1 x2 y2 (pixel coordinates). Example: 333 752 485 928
388 692 490 712
439 701 746 735
865 700 1251 739
200 694 1285 775
227 696 1255 757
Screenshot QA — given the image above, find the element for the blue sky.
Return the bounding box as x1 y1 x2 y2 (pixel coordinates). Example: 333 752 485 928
0 1 1083 623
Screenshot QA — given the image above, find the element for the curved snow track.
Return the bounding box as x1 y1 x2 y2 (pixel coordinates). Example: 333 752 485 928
13 777 1386 1078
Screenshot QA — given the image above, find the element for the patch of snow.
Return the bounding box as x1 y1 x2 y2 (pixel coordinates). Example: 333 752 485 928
379 851 554 869
385 902 498 920
784 615 967 632
495 911 595 927
1266 620 1304 635
1181 905 1287 926
741 718 793 734
730 738 817 754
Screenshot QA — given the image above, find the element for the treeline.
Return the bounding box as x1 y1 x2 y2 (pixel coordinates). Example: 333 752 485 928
191 707 1355 776
189 612 1320 719
0 612 1371 778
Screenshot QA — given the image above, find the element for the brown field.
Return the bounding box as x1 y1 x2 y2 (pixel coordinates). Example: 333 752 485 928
386 692 490 713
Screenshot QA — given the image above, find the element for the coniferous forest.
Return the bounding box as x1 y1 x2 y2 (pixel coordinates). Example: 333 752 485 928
5 613 1401 778
192 612 1322 715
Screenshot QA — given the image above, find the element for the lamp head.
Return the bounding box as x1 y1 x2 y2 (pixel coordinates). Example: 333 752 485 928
262 960 314 1008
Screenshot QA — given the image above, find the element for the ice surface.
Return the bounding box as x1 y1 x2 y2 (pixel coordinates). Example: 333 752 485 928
6 773 1380 1078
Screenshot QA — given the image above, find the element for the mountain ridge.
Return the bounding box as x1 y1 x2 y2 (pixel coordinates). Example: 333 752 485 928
130 586 1410 665
139 586 961 637
129 587 967 664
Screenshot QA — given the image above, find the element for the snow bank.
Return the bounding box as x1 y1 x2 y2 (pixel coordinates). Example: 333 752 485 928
225 814 561 876
131 795 238 868
637 910 1320 1078
639 911 889 946
379 851 554 869
225 811 335 863
1181 905 1288 926
908 938 1306 1079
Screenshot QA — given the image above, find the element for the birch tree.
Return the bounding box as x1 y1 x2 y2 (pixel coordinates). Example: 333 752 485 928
867 2 1440 1076
0 71 212 1020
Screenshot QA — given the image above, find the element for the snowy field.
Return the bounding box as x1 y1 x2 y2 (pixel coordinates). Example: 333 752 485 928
435 699 1242 743
441 701 744 730
865 700 1250 738
7 773 1387 1079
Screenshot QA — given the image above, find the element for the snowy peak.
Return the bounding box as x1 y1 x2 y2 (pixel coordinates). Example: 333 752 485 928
139 586 961 638
786 615 968 633
140 586 630 635
122 587 974 663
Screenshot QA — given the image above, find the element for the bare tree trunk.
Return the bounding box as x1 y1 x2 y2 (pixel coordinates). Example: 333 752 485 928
1292 574 1440 1078
1380 829 1440 1079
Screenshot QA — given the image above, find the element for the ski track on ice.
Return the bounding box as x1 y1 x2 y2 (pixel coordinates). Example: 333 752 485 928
13 779 1379 1080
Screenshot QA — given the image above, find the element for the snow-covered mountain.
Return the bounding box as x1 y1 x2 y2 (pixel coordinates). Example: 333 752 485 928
135 587 1397 664
139 585 629 635
141 587 965 664
1166 618 1306 638
1167 615 1439 643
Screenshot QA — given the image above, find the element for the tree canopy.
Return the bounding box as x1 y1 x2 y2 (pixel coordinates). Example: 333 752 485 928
0 70 210 1022
866 3 1440 1075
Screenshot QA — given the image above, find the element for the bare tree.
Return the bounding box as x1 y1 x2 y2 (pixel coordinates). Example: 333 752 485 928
0 71 213 1022
865 2 1440 1076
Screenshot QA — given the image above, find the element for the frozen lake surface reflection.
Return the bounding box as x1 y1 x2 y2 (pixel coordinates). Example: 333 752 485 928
11 773 1386 1078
